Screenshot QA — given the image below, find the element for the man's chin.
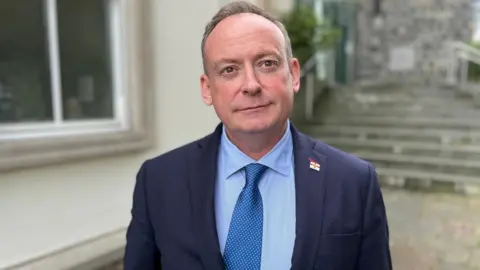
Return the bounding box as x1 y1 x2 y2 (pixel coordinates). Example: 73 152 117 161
233 120 278 135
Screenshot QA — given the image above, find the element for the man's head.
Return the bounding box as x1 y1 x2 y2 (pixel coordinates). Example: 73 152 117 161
200 1 300 136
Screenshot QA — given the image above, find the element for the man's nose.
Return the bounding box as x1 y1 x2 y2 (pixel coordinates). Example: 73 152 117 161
242 65 261 96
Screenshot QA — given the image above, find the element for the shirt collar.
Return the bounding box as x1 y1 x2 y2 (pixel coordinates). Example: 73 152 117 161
220 121 293 179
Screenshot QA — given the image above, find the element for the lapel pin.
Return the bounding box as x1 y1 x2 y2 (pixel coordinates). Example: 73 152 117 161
308 158 320 171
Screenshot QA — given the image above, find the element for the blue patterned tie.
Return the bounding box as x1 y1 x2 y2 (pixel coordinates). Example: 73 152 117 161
223 163 268 270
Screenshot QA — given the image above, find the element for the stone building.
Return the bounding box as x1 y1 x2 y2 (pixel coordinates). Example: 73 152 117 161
355 0 476 83
301 0 479 84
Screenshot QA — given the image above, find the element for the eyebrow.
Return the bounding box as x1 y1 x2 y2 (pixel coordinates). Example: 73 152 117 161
212 51 282 71
254 52 281 61
213 59 241 71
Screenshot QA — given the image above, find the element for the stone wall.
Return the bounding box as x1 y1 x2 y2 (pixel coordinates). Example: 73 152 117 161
355 0 475 83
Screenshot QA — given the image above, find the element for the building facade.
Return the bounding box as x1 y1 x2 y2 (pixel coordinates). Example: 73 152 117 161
0 0 219 269
355 0 475 83
299 0 477 84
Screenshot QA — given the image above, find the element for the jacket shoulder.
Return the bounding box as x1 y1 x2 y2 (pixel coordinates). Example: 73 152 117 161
145 134 211 169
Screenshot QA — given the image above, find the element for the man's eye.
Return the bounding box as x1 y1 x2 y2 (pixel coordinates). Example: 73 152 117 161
262 60 277 67
223 67 235 74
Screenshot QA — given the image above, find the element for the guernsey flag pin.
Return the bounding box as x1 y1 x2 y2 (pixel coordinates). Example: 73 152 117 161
309 158 320 171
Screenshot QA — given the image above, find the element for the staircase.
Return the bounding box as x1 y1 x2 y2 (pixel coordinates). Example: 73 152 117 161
300 82 480 194
295 40 480 195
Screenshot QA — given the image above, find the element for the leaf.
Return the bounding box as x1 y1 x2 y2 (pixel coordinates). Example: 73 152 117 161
281 4 341 65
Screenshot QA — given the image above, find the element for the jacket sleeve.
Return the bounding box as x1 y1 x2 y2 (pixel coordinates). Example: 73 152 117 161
124 161 161 270
357 164 392 270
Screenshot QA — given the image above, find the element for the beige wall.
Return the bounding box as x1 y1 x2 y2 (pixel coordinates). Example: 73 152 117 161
0 0 220 268
0 0 296 268
265 0 294 18
224 0 294 17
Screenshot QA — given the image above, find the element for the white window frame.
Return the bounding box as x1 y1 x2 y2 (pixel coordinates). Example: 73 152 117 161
0 0 152 171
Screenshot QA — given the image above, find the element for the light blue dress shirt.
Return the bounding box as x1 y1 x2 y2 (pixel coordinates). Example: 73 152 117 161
215 121 296 270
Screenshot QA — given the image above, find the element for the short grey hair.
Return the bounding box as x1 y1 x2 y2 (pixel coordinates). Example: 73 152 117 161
201 1 293 74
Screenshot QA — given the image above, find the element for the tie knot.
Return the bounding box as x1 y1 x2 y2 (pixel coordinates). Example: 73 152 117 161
244 163 268 187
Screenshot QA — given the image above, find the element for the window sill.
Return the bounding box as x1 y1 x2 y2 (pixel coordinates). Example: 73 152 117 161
0 129 152 172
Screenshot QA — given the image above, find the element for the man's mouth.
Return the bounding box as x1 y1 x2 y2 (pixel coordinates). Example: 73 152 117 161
239 103 271 112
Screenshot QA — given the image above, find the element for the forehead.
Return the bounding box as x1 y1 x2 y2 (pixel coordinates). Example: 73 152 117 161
204 13 286 61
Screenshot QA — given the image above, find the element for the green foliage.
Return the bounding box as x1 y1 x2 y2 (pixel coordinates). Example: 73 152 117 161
281 4 341 65
468 42 480 81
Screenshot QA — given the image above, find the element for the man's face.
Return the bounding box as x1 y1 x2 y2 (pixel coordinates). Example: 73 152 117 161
200 13 300 135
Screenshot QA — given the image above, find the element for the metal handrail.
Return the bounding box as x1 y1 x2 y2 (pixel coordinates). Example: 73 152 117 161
300 54 319 78
447 41 480 85
299 54 318 121
452 41 480 60
299 50 336 120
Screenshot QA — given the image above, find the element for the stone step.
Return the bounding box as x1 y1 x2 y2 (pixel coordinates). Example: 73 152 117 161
320 108 480 119
330 87 476 101
326 96 476 105
342 84 465 96
320 137 480 159
321 107 480 119
351 151 480 176
441 82 480 96
306 83 480 194
374 167 480 195
331 95 456 103
322 94 479 110
306 125 480 144
310 116 480 129
335 85 463 94
325 103 479 114
328 96 476 108
341 88 464 98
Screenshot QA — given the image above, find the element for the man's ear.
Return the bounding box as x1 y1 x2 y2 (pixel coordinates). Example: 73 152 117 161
289 58 301 93
200 74 213 105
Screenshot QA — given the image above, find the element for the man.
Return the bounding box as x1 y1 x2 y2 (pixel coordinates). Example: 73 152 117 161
124 1 392 270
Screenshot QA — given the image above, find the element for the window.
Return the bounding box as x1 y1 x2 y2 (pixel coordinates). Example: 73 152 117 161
0 0 151 171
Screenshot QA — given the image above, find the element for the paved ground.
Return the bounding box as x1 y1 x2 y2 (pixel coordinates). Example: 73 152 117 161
101 189 480 270
385 188 480 270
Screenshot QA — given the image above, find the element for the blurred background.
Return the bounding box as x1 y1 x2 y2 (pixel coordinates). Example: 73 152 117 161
0 0 479 269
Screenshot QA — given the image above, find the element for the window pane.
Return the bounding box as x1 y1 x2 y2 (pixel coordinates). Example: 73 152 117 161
0 0 53 124
57 0 114 120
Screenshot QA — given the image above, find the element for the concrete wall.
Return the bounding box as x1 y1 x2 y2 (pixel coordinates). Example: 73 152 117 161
265 0 294 18
355 0 474 83
226 0 293 18
0 0 220 268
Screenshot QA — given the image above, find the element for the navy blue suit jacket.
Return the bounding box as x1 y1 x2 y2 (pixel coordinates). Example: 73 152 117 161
124 123 392 270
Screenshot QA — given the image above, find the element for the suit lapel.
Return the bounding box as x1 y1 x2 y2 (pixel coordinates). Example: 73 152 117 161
290 126 327 270
188 123 225 270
